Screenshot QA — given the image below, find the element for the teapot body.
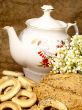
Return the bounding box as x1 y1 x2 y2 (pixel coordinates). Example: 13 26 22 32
18 26 70 81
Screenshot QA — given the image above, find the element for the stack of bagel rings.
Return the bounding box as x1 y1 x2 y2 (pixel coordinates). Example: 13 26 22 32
0 70 68 110
0 70 37 110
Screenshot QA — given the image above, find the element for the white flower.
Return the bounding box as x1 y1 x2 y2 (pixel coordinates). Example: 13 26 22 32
48 35 82 74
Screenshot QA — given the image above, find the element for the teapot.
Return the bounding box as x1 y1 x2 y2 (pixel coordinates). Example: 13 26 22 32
4 5 79 82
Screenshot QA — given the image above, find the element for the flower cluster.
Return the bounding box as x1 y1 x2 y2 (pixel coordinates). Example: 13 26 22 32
49 35 82 74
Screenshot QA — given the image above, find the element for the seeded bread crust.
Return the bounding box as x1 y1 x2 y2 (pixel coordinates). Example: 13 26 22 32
33 73 82 110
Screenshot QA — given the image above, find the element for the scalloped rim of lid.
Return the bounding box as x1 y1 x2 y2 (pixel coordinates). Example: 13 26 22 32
26 18 67 30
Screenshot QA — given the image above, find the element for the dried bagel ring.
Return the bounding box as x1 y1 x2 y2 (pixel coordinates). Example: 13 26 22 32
2 70 24 77
38 98 68 110
18 76 36 87
0 101 22 110
0 78 21 101
12 90 37 108
18 76 33 92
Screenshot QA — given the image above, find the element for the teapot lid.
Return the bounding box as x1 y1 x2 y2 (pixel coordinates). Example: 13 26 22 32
26 5 67 30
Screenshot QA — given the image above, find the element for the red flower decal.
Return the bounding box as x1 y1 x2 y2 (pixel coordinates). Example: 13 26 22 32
42 58 49 67
38 51 49 67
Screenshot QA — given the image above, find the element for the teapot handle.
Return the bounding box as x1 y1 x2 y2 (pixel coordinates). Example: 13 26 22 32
66 22 79 35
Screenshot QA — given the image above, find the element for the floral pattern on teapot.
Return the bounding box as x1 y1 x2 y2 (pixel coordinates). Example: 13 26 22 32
37 40 68 68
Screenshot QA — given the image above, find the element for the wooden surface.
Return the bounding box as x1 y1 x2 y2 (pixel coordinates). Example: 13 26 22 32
0 0 82 74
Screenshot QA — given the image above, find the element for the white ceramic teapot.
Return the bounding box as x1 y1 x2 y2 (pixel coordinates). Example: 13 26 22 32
4 5 79 82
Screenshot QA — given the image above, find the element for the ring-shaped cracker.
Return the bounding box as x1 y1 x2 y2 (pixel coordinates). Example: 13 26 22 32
0 78 21 101
0 101 22 110
18 76 35 87
3 70 24 77
38 98 68 110
18 76 33 92
12 90 37 108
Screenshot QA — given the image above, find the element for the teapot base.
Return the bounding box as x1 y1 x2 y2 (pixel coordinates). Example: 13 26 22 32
23 67 49 82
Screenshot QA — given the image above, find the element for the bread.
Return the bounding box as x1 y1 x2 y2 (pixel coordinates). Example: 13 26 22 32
33 73 82 110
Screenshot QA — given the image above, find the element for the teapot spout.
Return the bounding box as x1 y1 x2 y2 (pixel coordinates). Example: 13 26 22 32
3 26 26 66
4 26 18 40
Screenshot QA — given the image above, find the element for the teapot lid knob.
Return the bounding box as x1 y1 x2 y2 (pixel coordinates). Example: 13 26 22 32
41 5 54 12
